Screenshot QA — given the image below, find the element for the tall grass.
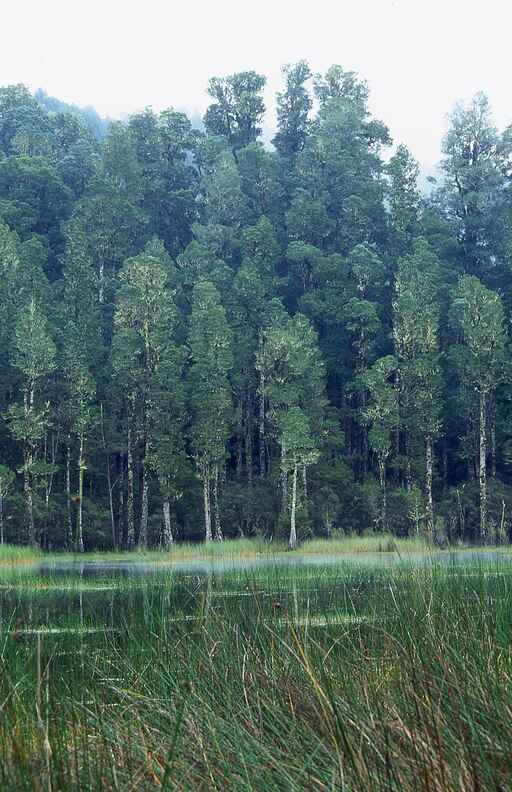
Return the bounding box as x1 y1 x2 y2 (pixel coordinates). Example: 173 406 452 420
0 543 41 564
38 533 440 565
300 532 432 554
0 558 511 789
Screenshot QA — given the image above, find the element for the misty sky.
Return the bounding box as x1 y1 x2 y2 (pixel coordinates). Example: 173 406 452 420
3 0 512 170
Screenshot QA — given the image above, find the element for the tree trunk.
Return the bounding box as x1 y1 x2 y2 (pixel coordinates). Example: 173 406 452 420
118 454 126 549
245 398 253 485
490 393 496 478
99 260 105 304
77 436 85 553
0 494 3 545
203 463 212 542
101 404 117 549
213 465 223 541
236 423 243 479
289 462 298 550
259 370 265 478
378 455 387 531
479 390 487 542
139 459 149 549
302 465 308 523
24 449 36 547
425 434 434 542
127 424 135 549
66 435 73 549
162 498 173 547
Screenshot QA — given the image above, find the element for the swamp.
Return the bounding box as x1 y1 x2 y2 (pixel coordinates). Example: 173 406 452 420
1 546 511 790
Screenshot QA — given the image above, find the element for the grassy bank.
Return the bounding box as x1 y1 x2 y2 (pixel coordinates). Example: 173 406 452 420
0 534 451 566
0 558 512 789
0 544 42 565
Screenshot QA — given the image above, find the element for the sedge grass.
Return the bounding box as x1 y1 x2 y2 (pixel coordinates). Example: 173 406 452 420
0 558 511 790
0 544 42 565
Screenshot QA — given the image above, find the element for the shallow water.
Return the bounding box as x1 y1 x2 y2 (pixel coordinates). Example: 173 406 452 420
33 547 511 577
0 548 510 639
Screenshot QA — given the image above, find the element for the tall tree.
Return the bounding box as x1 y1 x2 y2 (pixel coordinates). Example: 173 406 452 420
113 239 178 548
258 313 327 548
61 221 100 551
451 275 508 540
439 93 511 280
7 299 56 545
362 356 398 530
386 144 421 256
393 239 442 538
188 280 233 542
204 71 266 152
273 61 312 158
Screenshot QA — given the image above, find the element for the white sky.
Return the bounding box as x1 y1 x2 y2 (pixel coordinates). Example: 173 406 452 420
3 0 512 171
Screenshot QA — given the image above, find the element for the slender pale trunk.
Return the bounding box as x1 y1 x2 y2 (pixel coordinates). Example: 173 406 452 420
162 498 173 547
289 462 298 550
99 260 104 304
490 393 496 478
302 465 308 522
139 459 149 549
77 436 85 553
236 435 243 478
127 424 135 548
394 370 401 485
280 444 288 514
479 391 487 542
0 494 4 545
66 435 73 548
203 463 212 542
245 399 253 485
24 449 36 546
259 369 265 478
425 434 434 542
118 455 126 548
404 434 412 492
101 404 116 549
213 465 223 541
378 455 387 531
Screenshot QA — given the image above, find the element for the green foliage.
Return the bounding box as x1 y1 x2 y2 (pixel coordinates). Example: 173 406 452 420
189 280 233 470
0 76 511 549
204 71 266 151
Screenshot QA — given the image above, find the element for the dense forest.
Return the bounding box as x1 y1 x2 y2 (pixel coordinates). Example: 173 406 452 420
0 65 511 550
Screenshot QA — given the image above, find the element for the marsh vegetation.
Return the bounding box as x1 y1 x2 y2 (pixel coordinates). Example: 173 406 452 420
1 552 511 790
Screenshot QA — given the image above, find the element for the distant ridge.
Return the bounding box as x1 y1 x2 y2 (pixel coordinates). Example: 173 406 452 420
34 89 111 141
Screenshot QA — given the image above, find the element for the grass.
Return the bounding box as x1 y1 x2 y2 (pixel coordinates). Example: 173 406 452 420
0 533 452 568
0 544 42 564
0 556 511 789
299 532 433 554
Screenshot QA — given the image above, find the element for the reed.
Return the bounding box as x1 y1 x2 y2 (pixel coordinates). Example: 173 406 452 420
0 556 511 789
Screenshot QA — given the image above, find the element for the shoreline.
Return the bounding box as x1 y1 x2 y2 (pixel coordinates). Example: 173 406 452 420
1 535 510 567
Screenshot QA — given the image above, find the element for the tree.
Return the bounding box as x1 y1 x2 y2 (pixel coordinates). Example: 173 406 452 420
0 465 15 544
386 144 421 256
113 239 178 548
146 346 187 547
393 239 442 538
61 221 100 551
188 280 233 542
439 93 511 279
7 298 56 545
362 356 398 530
273 61 312 157
257 313 327 548
451 275 507 540
204 71 266 152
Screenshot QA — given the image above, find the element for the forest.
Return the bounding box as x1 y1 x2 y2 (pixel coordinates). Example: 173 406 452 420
1 65 511 551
